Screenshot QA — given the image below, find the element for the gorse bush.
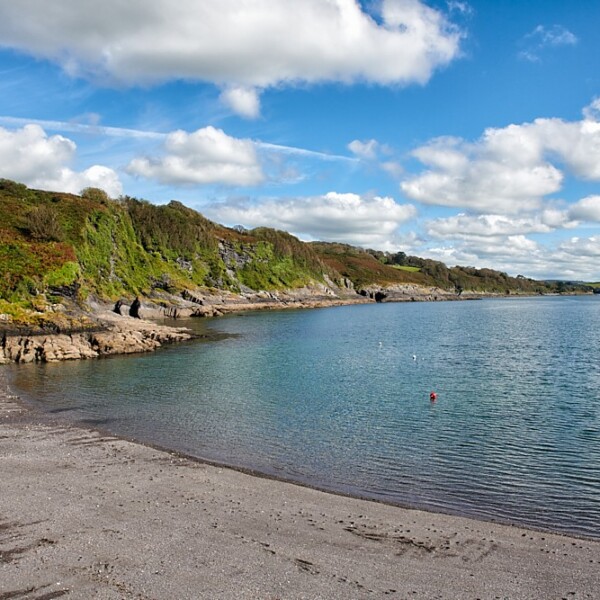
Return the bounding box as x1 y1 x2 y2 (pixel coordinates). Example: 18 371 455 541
81 187 111 204
26 205 65 242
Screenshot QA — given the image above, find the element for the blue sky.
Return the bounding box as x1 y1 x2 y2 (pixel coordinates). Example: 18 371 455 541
0 0 599 280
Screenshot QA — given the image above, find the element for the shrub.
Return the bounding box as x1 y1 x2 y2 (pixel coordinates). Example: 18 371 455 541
81 187 111 204
26 205 64 242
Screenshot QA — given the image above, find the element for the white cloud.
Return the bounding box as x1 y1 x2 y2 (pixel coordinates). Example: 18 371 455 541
348 139 379 160
127 126 264 186
421 229 600 281
568 195 600 222
426 234 542 267
0 124 122 196
402 139 562 214
519 24 578 62
534 117 600 180
427 213 555 239
583 98 600 122
382 161 404 178
0 1 461 99
348 138 405 180
540 207 575 229
205 192 417 247
559 236 600 258
401 100 600 214
220 86 261 119
447 2 472 15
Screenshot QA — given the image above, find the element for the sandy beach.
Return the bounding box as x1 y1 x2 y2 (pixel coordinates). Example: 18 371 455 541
1 369 599 600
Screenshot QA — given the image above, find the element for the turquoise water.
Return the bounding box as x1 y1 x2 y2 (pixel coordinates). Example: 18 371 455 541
10 296 600 538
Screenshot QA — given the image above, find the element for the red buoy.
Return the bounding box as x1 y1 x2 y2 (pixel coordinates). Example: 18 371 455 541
429 391 437 401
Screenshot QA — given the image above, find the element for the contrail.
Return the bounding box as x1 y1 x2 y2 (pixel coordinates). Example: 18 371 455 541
0 116 166 140
0 115 358 162
255 141 358 163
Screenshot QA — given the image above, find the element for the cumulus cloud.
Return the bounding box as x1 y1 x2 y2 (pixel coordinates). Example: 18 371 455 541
402 135 562 214
0 0 462 115
401 100 600 214
220 86 261 119
568 195 600 222
519 24 578 62
127 126 264 186
427 213 555 239
425 202 595 239
426 234 543 268
583 98 600 122
205 192 417 247
0 124 122 196
558 236 600 258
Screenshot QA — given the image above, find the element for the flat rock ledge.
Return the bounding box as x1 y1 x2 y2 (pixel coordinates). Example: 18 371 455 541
0 316 192 364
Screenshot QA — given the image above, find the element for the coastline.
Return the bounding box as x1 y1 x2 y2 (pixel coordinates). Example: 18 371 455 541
2 370 599 599
0 284 561 365
0 291 371 364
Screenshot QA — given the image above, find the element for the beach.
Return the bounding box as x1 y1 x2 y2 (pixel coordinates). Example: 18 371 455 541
1 370 599 600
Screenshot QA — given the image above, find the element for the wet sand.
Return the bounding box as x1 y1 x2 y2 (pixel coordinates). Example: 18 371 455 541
1 370 599 599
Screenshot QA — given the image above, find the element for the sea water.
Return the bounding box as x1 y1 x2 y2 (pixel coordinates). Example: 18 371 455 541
10 296 600 538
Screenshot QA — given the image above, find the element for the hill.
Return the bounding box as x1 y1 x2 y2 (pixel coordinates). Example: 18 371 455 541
310 242 588 296
0 179 592 329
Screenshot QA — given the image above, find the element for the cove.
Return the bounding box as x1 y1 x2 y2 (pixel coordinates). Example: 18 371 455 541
10 296 600 539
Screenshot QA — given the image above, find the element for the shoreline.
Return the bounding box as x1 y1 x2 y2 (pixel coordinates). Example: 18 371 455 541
1 289 583 365
2 369 599 599
10 365 600 544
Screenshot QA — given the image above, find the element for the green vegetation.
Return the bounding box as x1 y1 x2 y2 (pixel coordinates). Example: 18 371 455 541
311 241 591 295
392 265 421 273
0 180 331 322
0 178 594 328
311 242 429 288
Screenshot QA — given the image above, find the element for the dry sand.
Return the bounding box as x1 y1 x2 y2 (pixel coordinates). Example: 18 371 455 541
1 369 599 600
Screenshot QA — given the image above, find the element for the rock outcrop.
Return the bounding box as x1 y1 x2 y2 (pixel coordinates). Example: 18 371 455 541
0 316 192 364
359 284 458 303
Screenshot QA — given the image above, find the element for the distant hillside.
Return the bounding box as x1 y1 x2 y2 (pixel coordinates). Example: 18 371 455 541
0 179 591 326
310 242 587 295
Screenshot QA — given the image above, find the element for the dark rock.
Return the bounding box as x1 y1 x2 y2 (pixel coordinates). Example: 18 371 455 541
129 297 142 319
48 282 80 298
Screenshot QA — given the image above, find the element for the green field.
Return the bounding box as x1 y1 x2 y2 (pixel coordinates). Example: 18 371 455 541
392 265 421 272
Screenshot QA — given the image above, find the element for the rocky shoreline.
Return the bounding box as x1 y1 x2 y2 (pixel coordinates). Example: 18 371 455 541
0 281 540 364
1 284 372 364
0 316 193 364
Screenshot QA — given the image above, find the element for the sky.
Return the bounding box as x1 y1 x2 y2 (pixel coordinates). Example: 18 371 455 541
0 0 599 281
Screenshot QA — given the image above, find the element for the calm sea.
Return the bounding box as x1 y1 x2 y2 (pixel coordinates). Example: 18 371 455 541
9 296 600 538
